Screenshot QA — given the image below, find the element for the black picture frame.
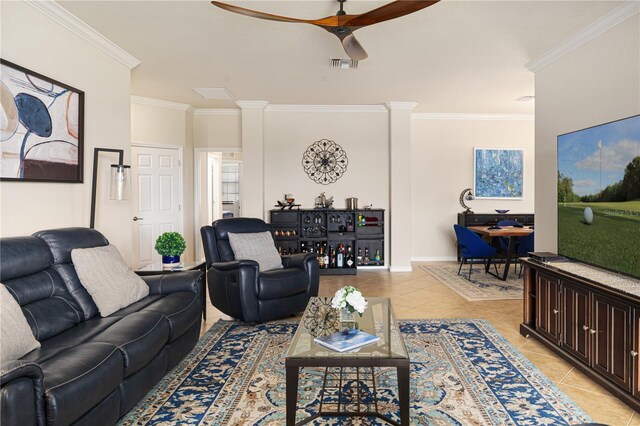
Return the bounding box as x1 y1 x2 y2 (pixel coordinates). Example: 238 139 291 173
1 58 84 183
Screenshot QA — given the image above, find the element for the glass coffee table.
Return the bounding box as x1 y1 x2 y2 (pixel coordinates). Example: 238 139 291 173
285 297 410 425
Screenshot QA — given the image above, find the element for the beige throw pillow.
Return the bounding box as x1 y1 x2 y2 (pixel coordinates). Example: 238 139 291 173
71 245 149 317
228 231 283 272
1 284 40 361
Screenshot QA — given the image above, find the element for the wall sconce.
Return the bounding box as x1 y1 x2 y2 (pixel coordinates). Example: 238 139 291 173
459 188 475 214
90 148 130 228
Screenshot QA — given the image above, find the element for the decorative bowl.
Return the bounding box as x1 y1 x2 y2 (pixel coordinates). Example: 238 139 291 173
286 198 295 204
495 209 510 214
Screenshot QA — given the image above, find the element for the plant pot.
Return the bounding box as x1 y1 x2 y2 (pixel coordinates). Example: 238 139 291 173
162 255 181 267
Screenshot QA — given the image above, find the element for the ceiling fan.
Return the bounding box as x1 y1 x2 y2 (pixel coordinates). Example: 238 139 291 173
211 0 440 61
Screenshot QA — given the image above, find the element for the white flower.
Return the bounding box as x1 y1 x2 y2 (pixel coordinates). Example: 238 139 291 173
331 286 367 315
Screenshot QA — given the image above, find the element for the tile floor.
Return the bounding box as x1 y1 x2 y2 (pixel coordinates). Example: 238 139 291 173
202 263 638 425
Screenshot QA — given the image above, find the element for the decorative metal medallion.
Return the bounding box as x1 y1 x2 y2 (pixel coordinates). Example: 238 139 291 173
302 139 348 185
303 298 339 338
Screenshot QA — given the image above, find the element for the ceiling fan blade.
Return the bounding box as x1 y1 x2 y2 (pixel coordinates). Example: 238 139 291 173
345 0 440 28
341 34 368 61
211 1 311 24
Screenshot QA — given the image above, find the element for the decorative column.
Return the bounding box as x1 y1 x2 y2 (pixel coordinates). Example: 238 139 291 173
236 101 268 219
385 102 417 272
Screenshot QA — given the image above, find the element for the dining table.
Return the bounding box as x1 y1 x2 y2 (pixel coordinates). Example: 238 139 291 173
467 225 534 281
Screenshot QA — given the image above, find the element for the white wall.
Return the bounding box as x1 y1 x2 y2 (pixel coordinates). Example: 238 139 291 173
534 16 640 251
264 110 390 213
193 112 241 148
130 101 196 261
0 1 134 261
411 117 535 260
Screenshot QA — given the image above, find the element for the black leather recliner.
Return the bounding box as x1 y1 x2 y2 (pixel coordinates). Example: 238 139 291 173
201 218 319 323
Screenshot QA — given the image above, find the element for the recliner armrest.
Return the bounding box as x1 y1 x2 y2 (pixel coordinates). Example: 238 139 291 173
142 270 203 295
210 260 259 272
281 252 316 269
1 360 45 426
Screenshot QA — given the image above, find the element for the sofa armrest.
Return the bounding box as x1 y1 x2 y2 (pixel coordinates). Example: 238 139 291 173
207 260 260 322
142 270 203 295
210 260 259 272
1 360 45 426
281 252 316 269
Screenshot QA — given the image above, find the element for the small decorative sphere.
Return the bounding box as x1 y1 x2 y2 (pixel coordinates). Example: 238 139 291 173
584 207 594 225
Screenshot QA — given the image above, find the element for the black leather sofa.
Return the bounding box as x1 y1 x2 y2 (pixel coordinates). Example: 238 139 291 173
201 218 319 323
0 228 204 426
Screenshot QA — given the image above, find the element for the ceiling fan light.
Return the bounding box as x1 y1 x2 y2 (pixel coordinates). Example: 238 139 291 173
331 58 358 70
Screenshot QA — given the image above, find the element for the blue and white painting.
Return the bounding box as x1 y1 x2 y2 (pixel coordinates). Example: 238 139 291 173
1 59 83 182
474 148 524 199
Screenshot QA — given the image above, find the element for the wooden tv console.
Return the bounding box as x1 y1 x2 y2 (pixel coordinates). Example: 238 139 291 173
520 258 640 411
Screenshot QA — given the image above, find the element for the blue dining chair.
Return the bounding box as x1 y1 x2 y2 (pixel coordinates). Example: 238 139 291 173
516 231 534 277
453 224 498 280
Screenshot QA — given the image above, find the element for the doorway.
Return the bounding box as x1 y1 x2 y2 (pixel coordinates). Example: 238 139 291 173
131 144 184 268
194 149 242 260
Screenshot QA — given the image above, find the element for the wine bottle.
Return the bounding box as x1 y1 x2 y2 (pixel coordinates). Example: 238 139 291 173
374 249 381 264
337 244 344 268
323 248 329 269
330 246 336 268
346 245 354 268
318 248 324 268
363 247 370 265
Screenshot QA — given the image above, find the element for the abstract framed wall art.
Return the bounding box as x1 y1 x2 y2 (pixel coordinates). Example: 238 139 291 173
474 148 523 199
1 59 84 182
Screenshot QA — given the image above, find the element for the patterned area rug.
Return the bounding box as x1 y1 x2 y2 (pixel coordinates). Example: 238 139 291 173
420 263 523 301
120 319 591 425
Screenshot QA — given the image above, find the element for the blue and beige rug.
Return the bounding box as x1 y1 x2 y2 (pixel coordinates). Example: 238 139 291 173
120 319 591 425
420 263 523 301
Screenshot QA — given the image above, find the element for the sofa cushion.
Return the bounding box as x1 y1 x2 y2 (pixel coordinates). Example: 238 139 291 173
143 292 202 342
0 236 52 282
258 268 309 300
91 311 169 377
71 245 149 317
21 317 121 365
107 294 164 318
228 231 283 272
41 342 123 426
33 228 109 265
0 284 40 360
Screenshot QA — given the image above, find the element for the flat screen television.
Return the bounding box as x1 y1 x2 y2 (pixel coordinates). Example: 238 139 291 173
557 114 640 279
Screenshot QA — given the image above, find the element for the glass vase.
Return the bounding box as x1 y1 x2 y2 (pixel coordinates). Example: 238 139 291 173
339 308 358 333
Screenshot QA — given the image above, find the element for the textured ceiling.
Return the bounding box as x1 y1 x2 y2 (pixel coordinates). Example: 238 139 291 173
60 0 623 113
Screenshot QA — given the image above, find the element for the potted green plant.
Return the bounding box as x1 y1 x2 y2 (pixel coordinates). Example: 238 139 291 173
155 232 186 266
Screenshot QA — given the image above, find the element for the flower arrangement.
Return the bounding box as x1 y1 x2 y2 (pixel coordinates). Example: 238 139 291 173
154 232 186 257
331 286 368 316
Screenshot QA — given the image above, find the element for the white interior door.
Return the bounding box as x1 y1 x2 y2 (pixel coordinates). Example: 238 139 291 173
132 145 182 267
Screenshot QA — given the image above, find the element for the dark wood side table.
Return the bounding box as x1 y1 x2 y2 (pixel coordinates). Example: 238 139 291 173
136 261 207 320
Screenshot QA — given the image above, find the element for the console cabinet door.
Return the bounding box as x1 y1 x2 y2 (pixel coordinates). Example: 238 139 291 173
562 282 590 364
592 293 631 391
536 274 562 344
633 308 640 401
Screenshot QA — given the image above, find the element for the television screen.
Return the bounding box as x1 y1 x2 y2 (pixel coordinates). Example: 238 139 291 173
557 114 640 279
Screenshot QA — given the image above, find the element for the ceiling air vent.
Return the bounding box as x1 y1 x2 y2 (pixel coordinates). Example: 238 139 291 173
331 58 358 70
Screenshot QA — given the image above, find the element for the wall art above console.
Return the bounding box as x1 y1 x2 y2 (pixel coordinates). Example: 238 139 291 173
302 139 348 185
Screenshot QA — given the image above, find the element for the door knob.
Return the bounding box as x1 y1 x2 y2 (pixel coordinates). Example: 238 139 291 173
590 329 597 334
582 325 589 331
631 351 638 357
133 216 144 221
553 309 559 314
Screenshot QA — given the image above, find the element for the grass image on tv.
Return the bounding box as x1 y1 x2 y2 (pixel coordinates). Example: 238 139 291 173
557 114 640 279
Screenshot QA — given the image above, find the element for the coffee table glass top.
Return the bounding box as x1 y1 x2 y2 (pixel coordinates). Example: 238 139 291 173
286 297 408 359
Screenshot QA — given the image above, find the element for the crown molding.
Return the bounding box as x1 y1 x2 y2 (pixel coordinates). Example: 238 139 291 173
385 102 418 111
186 106 196 115
131 96 191 111
25 0 141 70
526 1 640 72
193 109 242 116
412 113 534 121
266 104 387 113
236 101 269 109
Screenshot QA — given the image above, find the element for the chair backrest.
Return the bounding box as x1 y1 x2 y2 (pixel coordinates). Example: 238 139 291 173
453 224 491 257
497 219 520 227
516 232 535 256
201 218 275 266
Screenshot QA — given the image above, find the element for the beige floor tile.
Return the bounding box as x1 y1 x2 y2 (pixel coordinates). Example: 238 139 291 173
558 384 634 425
517 351 574 383
560 368 619 397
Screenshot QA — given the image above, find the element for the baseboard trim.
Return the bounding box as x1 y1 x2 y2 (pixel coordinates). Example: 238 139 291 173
411 256 458 262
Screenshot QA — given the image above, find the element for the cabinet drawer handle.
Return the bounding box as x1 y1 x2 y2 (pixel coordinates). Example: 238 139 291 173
631 351 638 357
582 325 589 331
553 309 559 314
590 329 597 334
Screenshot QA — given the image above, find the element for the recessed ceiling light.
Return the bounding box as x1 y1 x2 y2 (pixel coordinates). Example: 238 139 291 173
515 96 535 102
192 87 235 100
